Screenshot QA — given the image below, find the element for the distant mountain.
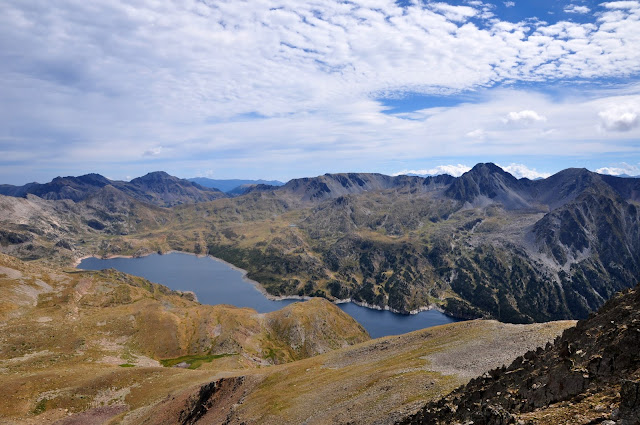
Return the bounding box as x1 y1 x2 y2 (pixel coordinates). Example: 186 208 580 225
113 171 226 206
0 171 226 207
0 173 112 202
278 172 453 202
2 163 640 323
188 177 285 193
400 283 640 425
225 183 282 197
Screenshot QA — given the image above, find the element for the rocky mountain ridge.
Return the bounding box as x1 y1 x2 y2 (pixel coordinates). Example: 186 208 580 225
0 171 226 207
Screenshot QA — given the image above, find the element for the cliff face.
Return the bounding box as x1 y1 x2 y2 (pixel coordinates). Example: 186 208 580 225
399 284 640 425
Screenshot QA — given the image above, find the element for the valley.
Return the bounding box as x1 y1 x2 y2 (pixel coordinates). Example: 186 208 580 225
1 164 639 424
4 1 640 422
1 164 639 323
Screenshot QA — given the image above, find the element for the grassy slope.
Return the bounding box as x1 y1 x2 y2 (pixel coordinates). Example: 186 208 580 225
127 319 574 425
0 253 369 423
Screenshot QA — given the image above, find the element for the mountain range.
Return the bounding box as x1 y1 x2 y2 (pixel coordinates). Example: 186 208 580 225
1 163 639 323
0 171 226 207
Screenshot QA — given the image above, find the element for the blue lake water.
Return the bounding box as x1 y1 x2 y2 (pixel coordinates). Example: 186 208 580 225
77 252 460 338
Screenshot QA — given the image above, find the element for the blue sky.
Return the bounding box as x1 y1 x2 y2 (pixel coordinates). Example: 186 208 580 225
1 0 639 184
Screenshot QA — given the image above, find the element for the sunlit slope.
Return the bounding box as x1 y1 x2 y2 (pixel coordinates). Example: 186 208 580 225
129 319 573 425
0 253 369 423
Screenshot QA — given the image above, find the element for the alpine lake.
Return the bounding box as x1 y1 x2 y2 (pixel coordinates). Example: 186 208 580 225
78 252 460 338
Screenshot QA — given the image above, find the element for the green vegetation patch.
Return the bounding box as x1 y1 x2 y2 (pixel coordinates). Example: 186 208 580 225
33 398 48 415
119 363 135 367
160 353 235 369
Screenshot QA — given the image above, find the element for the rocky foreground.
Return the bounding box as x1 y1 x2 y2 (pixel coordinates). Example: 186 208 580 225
399 284 640 425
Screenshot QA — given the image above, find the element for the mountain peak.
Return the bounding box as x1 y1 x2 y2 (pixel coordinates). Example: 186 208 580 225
445 163 527 208
470 162 503 173
466 162 517 181
131 171 173 183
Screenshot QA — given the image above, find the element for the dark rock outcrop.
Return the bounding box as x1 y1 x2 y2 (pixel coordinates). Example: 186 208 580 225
399 284 640 425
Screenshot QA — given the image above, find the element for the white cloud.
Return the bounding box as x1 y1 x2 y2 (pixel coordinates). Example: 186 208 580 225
596 163 640 176
498 163 551 179
429 3 478 22
0 0 640 182
393 164 472 177
599 107 640 131
143 146 164 157
602 1 640 9
504 110 547 124
564 5 591 14
504 2 515 7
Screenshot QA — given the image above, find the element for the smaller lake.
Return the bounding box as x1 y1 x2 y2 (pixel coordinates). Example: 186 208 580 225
77 252 460 338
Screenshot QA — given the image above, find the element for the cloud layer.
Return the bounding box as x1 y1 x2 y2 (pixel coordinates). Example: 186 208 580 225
0 0 639 182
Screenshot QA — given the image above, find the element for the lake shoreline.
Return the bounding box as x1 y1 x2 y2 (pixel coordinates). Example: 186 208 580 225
74 251 451 317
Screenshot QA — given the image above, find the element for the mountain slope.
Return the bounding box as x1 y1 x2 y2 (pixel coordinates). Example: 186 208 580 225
1 164 639 323
0 172 226 207
123 319 572 425
399 283 640 425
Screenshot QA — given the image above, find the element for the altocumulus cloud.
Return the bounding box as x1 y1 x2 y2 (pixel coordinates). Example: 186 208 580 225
0 0 640 182
564 4 591 13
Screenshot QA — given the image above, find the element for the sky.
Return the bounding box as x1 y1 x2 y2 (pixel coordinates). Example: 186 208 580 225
1 0 640 184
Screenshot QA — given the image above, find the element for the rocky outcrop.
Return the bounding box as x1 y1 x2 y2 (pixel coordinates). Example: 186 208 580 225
178 377 249 425
399 284 640 425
